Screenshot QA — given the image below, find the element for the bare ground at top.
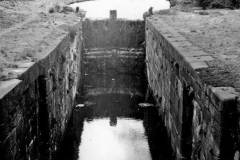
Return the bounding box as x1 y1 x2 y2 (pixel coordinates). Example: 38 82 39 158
0 0 84 80
155 9 240 91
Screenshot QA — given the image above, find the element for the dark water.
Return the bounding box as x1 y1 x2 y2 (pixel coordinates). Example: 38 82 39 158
56 51 173 160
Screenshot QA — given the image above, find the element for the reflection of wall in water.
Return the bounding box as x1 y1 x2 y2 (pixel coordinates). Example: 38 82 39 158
143 107 174 160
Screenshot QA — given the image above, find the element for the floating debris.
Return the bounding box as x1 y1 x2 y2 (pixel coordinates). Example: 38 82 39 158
75 101 96 109
75 104 85 108
138 103 154 108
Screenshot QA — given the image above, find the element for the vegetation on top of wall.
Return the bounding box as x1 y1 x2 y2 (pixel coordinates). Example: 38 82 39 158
200 0 240 9
168 0 240 9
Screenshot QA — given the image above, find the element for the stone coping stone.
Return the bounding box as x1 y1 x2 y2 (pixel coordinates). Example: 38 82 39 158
211 87 239 103
0 10 82 99
84 48 145 58
147 10 240 95
85 88 144 97
0 79 22 99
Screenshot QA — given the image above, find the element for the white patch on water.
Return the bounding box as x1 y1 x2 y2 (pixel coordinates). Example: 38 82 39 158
78 118 151 160
70 0 170 20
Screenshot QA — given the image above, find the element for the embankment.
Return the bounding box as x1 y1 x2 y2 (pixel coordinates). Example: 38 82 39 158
146 12 240 160
0 21 83 160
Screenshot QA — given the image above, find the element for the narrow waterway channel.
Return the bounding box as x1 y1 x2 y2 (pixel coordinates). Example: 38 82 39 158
55 1 172 158
55 48 174 160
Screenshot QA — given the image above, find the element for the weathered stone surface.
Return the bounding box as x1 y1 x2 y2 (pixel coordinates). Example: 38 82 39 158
0 79 22 99
0 19 145 160
0 22 83 160
83 47 146 98
83 20 145 49
212 87 239 102
146 14 240 160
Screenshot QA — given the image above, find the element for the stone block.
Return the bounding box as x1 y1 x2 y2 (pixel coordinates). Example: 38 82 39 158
146 17 240 160
0 79 22 99
211 87 239 103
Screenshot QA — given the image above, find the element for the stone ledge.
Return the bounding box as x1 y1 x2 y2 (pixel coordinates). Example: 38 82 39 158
201 85 240 112
147 16 211 71
146 12 240 160
0 20 82 101
147 14 240 100
212 87 239 102
0 79 22 100
149 11 240 95
19 33 69 83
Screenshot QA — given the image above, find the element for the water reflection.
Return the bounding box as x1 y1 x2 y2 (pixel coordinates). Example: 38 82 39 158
79 118 151 160
56 98 173 160
70 0 170 20
143 107 175 160
55 50 173 160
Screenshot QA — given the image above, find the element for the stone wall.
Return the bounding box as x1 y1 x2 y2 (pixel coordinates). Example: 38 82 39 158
0 22 83 160
146 18 239 160
83 20 145 49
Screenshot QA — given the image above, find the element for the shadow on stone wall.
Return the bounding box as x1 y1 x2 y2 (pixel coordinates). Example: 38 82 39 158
83 20 145 49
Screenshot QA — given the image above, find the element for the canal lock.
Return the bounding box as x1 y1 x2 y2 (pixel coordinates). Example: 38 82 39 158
54 19 174 160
